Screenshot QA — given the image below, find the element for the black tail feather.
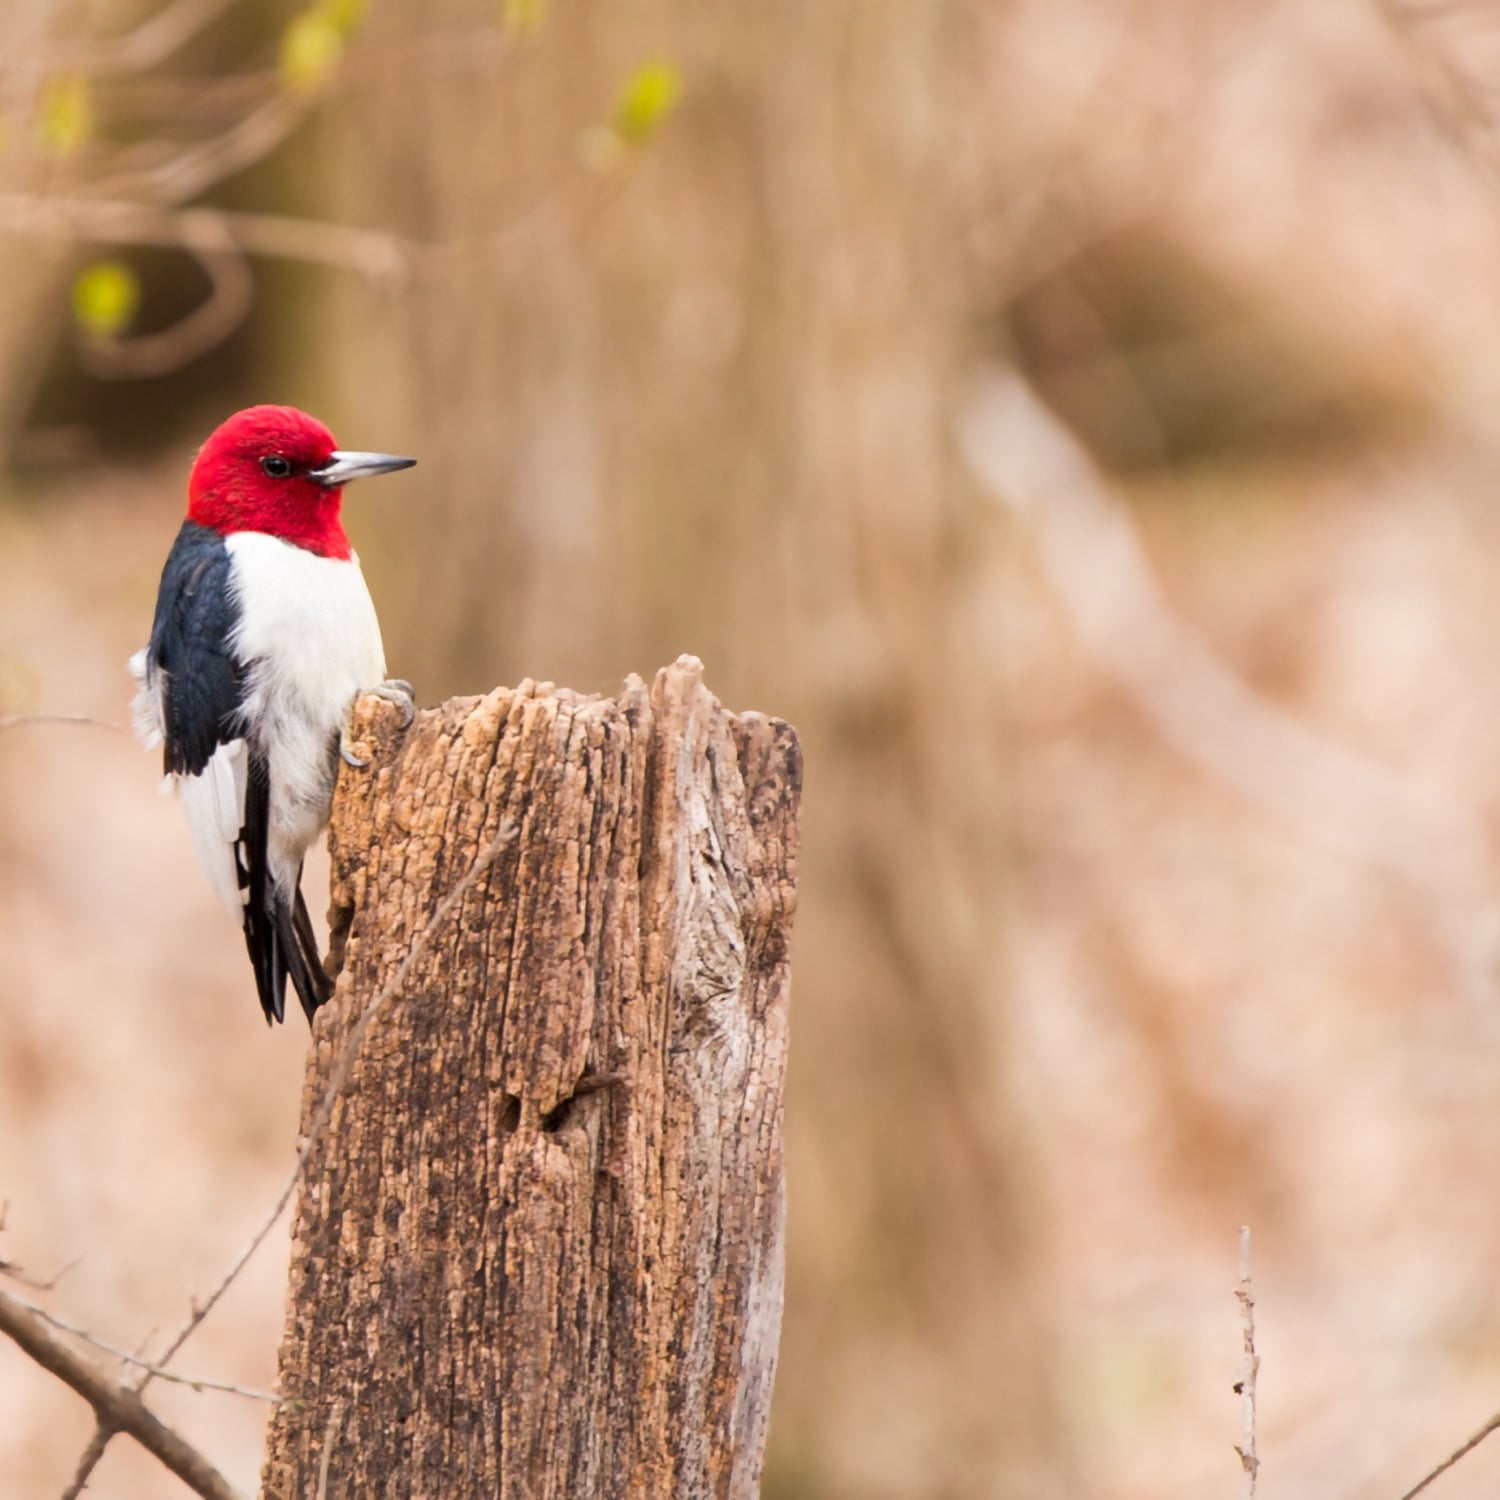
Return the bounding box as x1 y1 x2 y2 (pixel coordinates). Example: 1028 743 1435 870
240 752 283 1024
279 875 333 1023
239 754 331 1026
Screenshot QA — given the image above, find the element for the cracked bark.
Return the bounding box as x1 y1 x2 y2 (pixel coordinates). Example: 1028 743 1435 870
260 656 801 1500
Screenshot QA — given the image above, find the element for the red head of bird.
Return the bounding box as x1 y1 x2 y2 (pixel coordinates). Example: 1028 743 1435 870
186 404 414 560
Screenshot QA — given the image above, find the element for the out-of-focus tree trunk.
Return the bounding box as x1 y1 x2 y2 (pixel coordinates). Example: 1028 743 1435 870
261 658 800 1500
307 4 1068 1489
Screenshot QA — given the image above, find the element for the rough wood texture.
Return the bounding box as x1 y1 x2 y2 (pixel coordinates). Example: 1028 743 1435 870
260 657 800 1500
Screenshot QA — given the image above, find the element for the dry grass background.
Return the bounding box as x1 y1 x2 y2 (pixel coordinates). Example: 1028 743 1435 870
8 0 1500 1496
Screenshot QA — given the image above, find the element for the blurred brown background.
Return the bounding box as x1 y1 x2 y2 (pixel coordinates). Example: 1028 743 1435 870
7 0 1500 1496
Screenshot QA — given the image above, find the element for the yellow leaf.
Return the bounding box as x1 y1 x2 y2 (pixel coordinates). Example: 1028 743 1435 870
612 61 682 147
38 75 91 156
317 0 368 39
280 10 345 92
72 261 140 340
502 0 549 32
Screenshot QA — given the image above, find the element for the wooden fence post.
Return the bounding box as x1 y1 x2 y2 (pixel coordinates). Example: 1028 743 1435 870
260 657 801 1500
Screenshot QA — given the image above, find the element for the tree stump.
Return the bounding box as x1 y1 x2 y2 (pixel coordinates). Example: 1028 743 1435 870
260 657 800 1500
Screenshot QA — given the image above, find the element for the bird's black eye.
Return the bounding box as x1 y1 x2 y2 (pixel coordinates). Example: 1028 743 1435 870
261 455 292 479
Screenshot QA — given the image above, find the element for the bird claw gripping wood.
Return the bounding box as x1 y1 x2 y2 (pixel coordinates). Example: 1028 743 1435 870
341 680 416 768
339 712 368 769
372 679 417 727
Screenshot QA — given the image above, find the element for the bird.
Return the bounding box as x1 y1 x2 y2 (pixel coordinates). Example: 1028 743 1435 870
131 404 416 1026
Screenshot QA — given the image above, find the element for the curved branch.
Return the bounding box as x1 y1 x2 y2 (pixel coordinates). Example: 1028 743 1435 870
13 1294 277 1400
0 193 413 281
0 1285 248 1500
0 714 124 734
43 0 237 77
95 89 311 206
73 215 254 380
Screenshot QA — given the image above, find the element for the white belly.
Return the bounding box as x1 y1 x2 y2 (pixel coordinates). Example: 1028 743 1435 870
228 531 386 872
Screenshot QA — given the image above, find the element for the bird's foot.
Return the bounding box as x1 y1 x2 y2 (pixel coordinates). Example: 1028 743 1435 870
339 714 368 769
340 682 416 769
370 678 417 728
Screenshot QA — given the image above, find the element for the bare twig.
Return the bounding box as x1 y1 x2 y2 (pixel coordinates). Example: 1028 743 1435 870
0 19 561 381
0 714 125 734
78 220 253 380
1234 1226 1259 1496
55 1323 155 1499
1375 0 1500 206
0 181 567 378
97 89 311 205
9 1291 277 1400
97 27 505 208
0 1284 248 1500
1398 1411 1500 1500
59 1429 110 1500
80 22 510 136
0 1250 80 1292
0 192 414 281
0 179 569 283
44 0 237 77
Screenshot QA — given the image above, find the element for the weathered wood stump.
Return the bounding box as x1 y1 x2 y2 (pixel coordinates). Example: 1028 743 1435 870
260 658 800 1500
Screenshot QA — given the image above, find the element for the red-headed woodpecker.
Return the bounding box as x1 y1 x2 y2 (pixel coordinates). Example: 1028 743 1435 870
131 405 416 1026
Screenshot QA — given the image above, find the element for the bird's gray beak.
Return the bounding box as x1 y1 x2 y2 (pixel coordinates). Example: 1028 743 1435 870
312 450 417 487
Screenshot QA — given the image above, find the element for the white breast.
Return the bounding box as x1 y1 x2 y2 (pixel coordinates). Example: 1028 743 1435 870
227 531 386 873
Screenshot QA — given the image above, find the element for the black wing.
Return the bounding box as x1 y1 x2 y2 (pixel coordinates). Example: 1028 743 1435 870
146 520 244 777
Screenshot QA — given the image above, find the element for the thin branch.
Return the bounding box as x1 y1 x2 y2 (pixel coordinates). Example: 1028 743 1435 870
87 25 509 123
10 1292 277 1400
102 25 507 208
96 89 310 205
0 20 561 381
1234 1227 1259 1497
58 1428 110 1500
1398 1411 1500 1500
0 192 413 281
43 0 237 77
78 221 253 380
85 70 277 124
0 714 125 734
0 181 569 284
1374 0 1500 202
0 1284 248 1500
0 1251 80 1292
57 1323 157 1500
0 186 567 382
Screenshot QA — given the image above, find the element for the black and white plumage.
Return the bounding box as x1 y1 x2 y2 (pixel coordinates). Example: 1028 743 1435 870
132 405 415 1026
